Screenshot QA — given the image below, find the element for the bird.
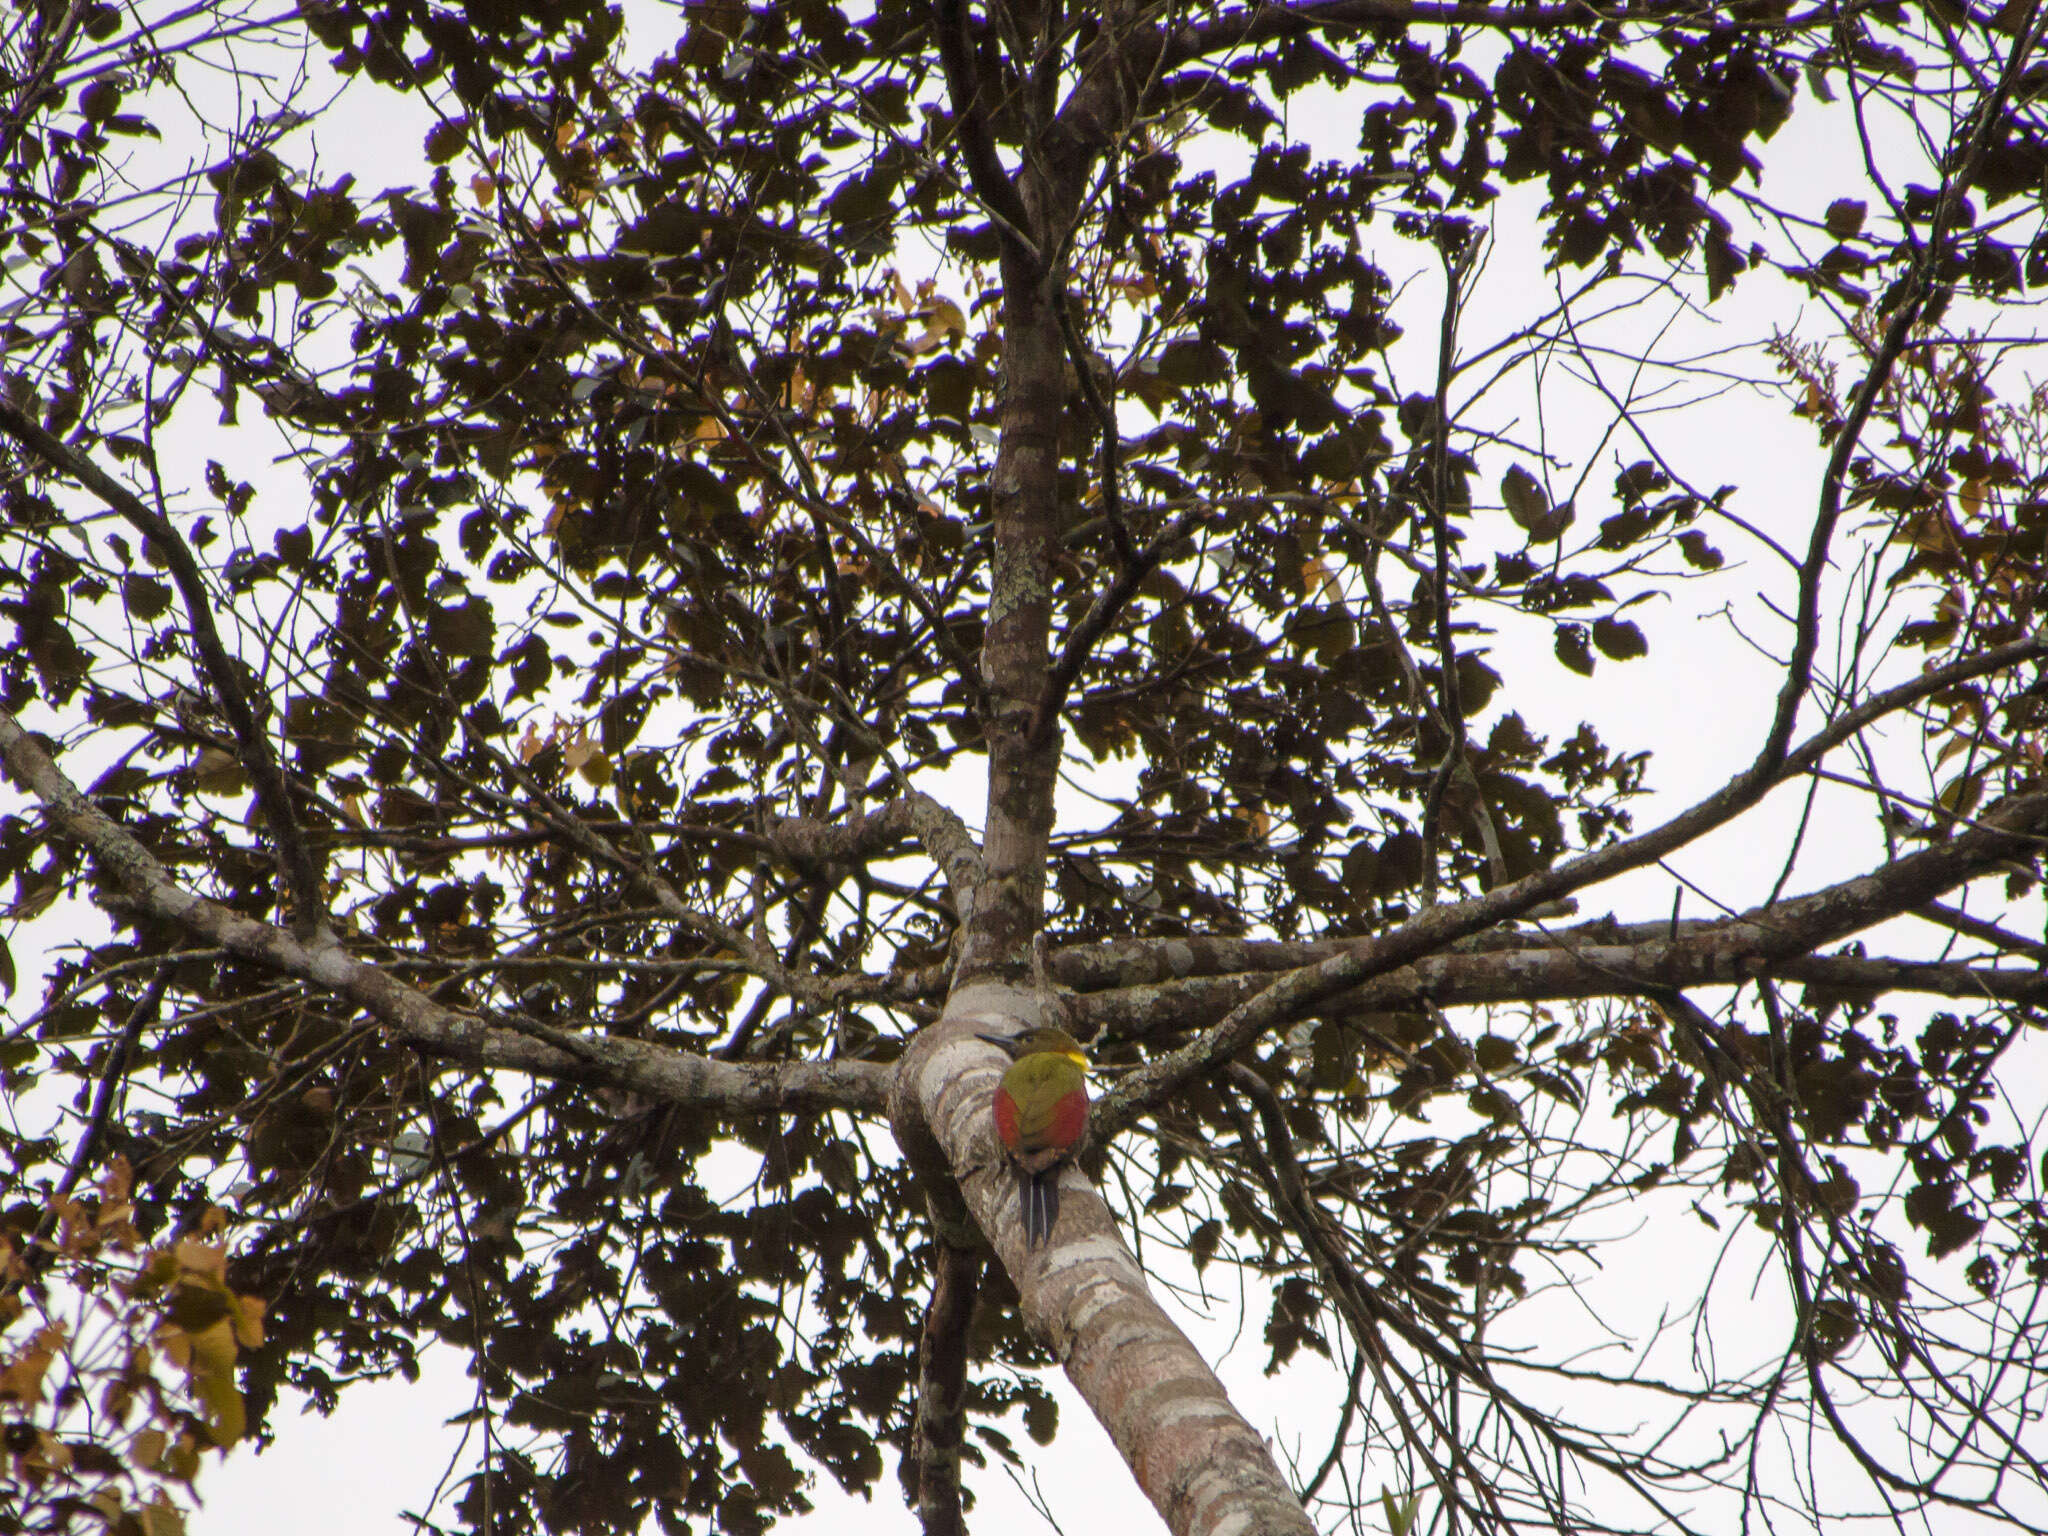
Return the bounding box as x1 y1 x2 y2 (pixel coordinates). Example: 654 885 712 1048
976 1024 1091 1248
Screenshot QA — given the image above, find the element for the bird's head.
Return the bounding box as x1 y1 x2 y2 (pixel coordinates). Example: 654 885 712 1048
975 1024 1087 1068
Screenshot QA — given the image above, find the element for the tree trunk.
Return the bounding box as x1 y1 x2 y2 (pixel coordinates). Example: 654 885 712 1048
891 983 1319 1536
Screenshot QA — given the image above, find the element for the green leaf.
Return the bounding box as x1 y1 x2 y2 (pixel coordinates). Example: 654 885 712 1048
1475 1034 1520 1072
1677 530 1724 569
424 117 469 165
1592 615 1648 661
1824 198 1867 239
1554 623 1595 676
1501 464 1572 542
122 574 172 621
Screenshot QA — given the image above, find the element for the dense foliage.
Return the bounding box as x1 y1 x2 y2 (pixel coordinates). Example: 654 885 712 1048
3 2 2048 1534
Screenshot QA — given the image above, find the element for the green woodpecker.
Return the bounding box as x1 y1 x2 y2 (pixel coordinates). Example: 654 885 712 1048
976 1025 1091 1248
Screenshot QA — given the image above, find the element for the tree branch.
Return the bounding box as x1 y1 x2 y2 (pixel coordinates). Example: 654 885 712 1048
1166 0 1582 68
889 991 1319 1536
1758 21 2022 778
934 0 1039 266
1092 787 2048 1135
772 791 985 909
1056 297 1134 563
1032 505 1204 741
1082 948 2048 1046
29 966 171 1262
1222 1063 1715 1535
1421 232 1477 903
1155 0 1872 73
1053 574 2043 978
463 740 885 1018
1222 1064 1503 1534
0 709 890 1115
910 1241 980 1536
0 396 329 938
1914 899 2048 962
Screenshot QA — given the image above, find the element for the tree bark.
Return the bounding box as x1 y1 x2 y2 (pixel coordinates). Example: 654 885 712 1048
891 984 1319 1536
957 278 1065 982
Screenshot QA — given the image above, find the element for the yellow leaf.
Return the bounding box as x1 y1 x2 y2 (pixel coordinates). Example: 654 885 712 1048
1902 509 1959 555
195 1369 246 1448
131 1427 167 1470
899 298 966 356
99 1157 134 1205
172 1239 228 1284
1300 557 1341 601
187 1318 245 1448
157 1326 192 1373
163 1434 202 1481
1936 771 1985 820
131 1249 180 1299
189 1322 238 1383
229 1295 265 1351
0 1323 65 1405
20 1427 69 1473
564 734 612 786
163 1282 232 1335
191 748 248 796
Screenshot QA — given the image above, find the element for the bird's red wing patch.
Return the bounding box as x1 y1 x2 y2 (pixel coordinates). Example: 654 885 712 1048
1049 1088 1088 1149
991 1087 1021 1152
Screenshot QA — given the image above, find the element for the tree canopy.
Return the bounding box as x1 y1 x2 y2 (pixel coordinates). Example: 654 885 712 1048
3 1 2048 1534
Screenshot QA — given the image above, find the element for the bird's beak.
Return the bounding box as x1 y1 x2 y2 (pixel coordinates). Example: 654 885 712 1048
974 1030 1017 1053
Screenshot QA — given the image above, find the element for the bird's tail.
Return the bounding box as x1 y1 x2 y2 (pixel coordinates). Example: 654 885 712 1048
1019 1167 1059 1248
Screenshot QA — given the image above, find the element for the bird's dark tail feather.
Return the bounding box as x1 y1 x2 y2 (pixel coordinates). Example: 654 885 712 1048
1019 1168 1058 1248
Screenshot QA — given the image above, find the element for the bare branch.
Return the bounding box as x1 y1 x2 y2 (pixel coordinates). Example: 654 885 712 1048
1915 900 2048 962
1421 232 1480 903
1056 298 1135 564
1156 0 1893 72
1758 21 2036 777
1165 0 1581 69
